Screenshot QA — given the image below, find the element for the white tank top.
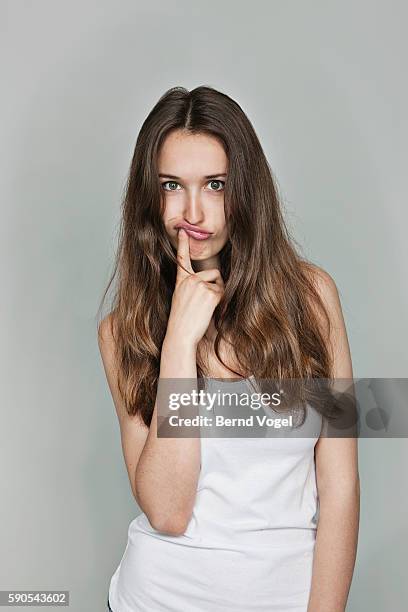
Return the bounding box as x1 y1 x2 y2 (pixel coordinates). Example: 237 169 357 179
108 376 322 612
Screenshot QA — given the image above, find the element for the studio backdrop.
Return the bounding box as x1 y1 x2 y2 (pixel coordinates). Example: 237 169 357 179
1 1 407 611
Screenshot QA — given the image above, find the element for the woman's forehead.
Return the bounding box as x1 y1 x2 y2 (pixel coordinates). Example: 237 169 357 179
158 130 227 178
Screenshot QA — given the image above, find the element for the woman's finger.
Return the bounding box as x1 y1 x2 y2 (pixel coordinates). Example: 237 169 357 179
176 228 194 284
195 268 225 290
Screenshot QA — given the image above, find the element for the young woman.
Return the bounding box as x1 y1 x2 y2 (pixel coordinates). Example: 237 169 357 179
98 85 360 612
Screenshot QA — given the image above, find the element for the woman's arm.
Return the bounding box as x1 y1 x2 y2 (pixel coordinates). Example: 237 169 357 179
98 229 224 537
98 315 201 536
307 268 360 612
133 334 202 536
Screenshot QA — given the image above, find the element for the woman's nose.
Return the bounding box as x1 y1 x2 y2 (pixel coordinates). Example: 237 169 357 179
183 190 204 225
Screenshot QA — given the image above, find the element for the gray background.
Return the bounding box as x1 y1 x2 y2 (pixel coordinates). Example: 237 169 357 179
1 0 407 610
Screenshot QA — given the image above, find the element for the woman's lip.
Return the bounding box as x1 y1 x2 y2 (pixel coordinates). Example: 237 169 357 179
175 224 212 240
180 228 212 240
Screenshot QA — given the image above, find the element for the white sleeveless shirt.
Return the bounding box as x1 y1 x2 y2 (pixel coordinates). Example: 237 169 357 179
108 376 322 611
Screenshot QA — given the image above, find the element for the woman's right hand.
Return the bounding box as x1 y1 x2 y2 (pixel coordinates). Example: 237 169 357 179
165 228 225 349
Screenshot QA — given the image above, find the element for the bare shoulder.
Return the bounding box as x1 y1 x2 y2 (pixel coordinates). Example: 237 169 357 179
304 262 340 304
97 313 121 397
97 312 124 417
303 263 342 328
97 311 117 350
97 312 145 427
303 262 353 378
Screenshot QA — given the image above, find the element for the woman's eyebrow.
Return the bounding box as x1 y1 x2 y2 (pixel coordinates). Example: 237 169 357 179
158 173 227 179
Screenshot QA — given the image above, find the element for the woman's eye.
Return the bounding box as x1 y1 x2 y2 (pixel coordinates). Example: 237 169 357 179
161 180 225 192
207 180 225 191
161 181 180 191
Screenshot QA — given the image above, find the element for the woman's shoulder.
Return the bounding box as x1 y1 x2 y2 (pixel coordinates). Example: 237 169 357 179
302 261 352 376
300 261 345 346
301 261 340 304
97 311 121 374
97 311 118 348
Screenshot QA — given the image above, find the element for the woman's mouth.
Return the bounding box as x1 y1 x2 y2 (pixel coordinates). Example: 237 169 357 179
175 223 212 241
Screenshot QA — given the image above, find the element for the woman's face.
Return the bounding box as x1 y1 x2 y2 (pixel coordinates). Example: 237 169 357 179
158 129 229 267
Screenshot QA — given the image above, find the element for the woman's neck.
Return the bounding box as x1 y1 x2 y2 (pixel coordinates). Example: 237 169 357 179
192 254 221 273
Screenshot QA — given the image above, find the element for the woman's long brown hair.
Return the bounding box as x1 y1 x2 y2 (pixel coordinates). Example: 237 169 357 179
97 85 336 428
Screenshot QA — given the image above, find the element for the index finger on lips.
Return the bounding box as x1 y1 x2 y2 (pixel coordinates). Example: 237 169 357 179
176 228 194 283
